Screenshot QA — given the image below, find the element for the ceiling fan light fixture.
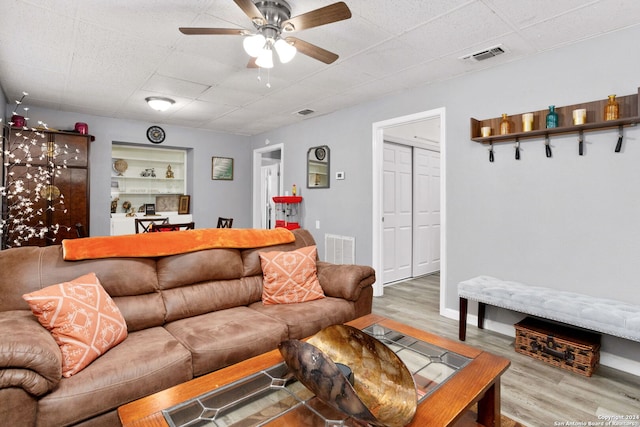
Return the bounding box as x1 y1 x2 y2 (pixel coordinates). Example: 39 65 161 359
243 34 266 57
145 96 175 112
274 38 296 63
255 45 274 68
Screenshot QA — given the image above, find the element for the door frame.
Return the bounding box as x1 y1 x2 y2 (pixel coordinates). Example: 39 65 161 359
252 143 284 228
371 108 447 314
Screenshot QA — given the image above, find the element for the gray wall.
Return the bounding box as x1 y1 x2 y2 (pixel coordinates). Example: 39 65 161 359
252 25 640 370
2 107 252 236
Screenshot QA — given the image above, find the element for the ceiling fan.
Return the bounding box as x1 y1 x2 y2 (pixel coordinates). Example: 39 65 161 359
179 0 351 69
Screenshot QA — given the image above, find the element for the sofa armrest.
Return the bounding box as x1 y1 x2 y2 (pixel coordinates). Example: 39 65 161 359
316 262 376 301
0 311 62 396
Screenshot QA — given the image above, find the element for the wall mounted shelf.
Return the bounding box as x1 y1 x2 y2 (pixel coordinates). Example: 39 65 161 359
470 87 640 144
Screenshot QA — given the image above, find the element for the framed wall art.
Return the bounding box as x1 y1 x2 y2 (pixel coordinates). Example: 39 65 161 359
178 195 191 214
212 157 234 180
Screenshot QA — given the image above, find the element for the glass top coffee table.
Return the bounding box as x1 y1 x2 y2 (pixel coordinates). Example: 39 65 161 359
118 314 510 427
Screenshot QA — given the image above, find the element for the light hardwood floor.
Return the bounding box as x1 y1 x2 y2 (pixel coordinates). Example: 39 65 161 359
372 273 640 427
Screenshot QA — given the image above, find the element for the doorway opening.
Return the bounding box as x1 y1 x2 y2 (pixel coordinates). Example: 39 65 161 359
371 108 446 314
252 144 284 229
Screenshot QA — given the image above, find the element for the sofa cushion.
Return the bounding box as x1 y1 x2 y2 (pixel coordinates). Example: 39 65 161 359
249 297 355 339
164 307 289 376
259 245 324 305
36 327 192 427
22 272 128 377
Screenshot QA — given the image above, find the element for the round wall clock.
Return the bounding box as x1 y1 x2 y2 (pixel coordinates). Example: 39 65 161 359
146 126 165 144
314 147 326 161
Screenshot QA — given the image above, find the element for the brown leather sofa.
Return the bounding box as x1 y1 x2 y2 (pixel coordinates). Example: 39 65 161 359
0 229 375 427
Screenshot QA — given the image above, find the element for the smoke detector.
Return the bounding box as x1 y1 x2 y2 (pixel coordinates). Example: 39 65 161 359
459 44 506 62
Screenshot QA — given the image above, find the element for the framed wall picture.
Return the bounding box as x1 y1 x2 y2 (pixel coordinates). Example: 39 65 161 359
212 157 234 180
144 203 156 216
178 195 191 214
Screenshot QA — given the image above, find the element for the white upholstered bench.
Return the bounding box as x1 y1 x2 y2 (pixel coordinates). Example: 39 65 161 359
458 275 640 342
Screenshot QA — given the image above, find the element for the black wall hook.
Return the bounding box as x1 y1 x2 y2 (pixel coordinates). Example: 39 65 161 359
615 125 623 153
489 143 494 163
578 131 584 156
515 138 520 160
545 136 552 158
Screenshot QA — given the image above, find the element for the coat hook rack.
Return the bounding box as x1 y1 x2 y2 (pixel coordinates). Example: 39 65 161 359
545 136 552 158
615 125 624 153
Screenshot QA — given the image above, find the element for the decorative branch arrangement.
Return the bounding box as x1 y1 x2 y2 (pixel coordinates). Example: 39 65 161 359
1 93 79 248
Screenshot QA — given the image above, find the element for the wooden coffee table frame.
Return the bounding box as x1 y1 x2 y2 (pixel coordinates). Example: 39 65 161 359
118 314 510 427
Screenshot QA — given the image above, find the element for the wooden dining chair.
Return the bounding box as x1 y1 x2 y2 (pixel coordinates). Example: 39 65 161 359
149 222 195 232
135 217 169 233
217 217 233 228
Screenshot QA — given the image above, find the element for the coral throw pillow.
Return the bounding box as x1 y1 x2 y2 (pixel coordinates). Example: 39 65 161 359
259 245 325 305
22 272 128 377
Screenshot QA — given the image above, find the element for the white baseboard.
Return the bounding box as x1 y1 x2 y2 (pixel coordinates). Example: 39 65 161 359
440 308 640 377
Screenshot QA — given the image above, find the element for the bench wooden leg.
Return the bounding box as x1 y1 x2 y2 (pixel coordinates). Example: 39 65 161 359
459 297 468 341
478 302 486 330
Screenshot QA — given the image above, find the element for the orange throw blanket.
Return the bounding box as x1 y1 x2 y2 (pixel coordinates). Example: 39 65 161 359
62 228 295 261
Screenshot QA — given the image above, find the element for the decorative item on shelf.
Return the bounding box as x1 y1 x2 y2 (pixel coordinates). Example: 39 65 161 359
546 105 559 128
522 113 534 132
604 94 619 121
113 159 128 176
573 108 586 125
74 122 88 134
122 201 132 213
165 164 174 178
481 126 491 137
292 184 297 196
499 113 511 135
140 168 156 177
178 195 191 214
11 115 25 127
111 197 119 214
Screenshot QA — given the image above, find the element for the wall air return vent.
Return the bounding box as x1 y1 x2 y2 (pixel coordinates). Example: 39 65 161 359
460 44 506 62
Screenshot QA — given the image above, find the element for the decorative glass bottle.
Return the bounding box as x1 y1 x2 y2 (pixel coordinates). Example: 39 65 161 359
604 94 619 121
499 113 511 135
546 105 559 128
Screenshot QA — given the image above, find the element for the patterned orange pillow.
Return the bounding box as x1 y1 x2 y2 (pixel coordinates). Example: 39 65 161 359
22 272 128 377
259 245 325 305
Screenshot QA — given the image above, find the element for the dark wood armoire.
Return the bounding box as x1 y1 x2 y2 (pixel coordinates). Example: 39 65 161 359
2 128 91 248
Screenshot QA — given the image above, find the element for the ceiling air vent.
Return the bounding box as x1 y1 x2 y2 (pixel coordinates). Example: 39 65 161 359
296 108 315 116
460 44 506 62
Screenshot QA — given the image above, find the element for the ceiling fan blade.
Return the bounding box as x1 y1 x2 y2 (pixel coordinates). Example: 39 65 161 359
247 57 258 68
179 27 249 35
233 0 266 23
286 37 339 64
282 2 351 32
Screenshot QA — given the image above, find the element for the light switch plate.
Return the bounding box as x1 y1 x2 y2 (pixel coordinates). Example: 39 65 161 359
336 171 345 180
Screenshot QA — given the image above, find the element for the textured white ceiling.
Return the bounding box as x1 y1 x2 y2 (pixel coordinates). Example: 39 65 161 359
1 0 639 135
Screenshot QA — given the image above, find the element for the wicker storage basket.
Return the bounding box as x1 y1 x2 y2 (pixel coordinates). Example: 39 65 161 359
514 317 601 377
